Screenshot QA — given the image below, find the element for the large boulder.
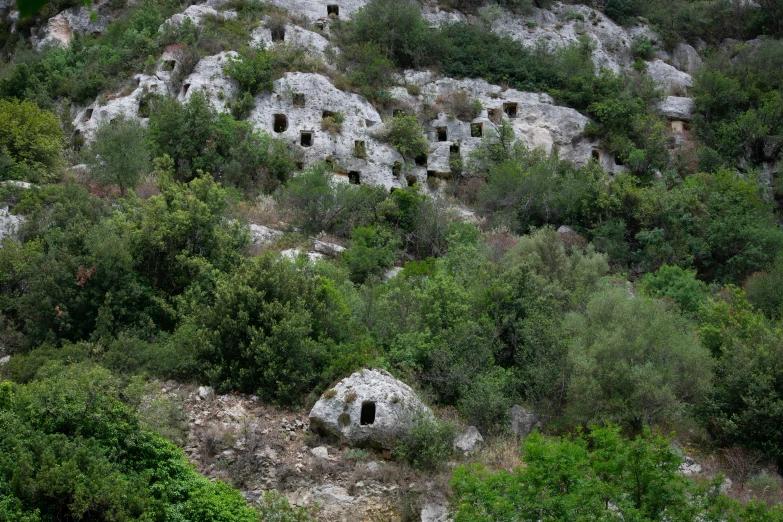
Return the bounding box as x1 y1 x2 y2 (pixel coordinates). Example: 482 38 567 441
509 405 540 437
672 43 703 75
654 96 695 121
454 426 483 456
647 60 693 94
309 369 431 449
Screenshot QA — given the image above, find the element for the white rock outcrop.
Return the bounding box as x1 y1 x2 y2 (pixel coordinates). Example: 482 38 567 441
671 43 703 75
36 6 109 50
0 207 24 244
647 59 693 94
454 426 483 456
178 51 238 112
162 4 236 28
309 368 432 449
654 96 695 121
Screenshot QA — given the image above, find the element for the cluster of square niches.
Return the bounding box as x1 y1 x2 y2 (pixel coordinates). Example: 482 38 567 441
271 94 522 185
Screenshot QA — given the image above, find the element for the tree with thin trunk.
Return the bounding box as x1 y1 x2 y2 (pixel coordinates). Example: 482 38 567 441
85 116 150 197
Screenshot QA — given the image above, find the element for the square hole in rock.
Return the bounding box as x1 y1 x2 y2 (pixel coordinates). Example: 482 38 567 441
591 149 601 161
273 114 288 133
271 26 285 42
392 162 402 177
360 401 376 425
503 102 518 118
82 108 93 122
436 127 447 142
406 175 417 187
470 123 483 138
487 108 501 124
348 171 361 184
450 143 460 154
301 131 313 147
415 154 427 166
292 93 305 108
163 60 177 71
327 4 339 17
182 83 191 96
353 140 366 158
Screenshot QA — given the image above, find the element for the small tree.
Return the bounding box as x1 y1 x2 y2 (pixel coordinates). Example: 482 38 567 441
375 114 429 160
85 116 150 196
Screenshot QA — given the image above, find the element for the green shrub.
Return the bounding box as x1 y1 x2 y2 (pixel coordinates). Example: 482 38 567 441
225 45 275 95
84 115 150 196
564 286 712 429
451 425 778 521
640 264 709 315
178 254 359 404
343 225 400 283
0 98 64 183
456 368 516 435
376 114 429 159
0 363 265 521
394 413 457 471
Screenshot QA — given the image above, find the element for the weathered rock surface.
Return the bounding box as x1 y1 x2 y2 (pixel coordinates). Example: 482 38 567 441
162 4 236 29
309 369 431 449
313 239 346 256
509 405 540 437
454 426 483 456
421 502 451 522
647 59 693 94
36 6 109 50
0 207 24 243
672 43 703 75
249 224 284 246
654 96 695 121
178 51 238 112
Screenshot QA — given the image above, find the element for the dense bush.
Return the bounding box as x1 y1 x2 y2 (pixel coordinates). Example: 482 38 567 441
84 116 150 196
0 99 64 182
564 287 712 429
174 254 363 404
375 114 430 160
393 413 457 471
451 425 783 521
147 93 296 188
0 363 280 521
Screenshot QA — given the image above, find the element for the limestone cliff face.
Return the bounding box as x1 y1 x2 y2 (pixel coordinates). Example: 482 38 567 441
67 0 704 187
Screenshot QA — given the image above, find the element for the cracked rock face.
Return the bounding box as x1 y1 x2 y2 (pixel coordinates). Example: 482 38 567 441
647 59 693 94
309 369 431 449
35 6 109 50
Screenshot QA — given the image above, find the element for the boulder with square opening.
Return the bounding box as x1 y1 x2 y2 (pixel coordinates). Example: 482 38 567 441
503 102 518 118
308 368 432 449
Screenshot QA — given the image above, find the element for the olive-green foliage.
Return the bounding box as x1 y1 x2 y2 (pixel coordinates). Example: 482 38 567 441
176 254 362 405
334 42 395 103
693 40 783 168
564 287 712 429
147 93 296 188
84 115 150 196
343 225 400 284
699 288 783 467
0 363 265 521
339 0 435 68
0 98 63 183
0 175 246 348
376 114 429 159
225 45 275 95
476 144 606 234
1 0 175 106
744 260 783 320
456 368 516 434
451 425 783 521
393 413 457 471
640 264 709 315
